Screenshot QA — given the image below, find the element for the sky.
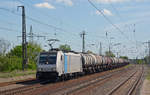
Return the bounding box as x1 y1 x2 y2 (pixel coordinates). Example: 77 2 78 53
0 0 150 59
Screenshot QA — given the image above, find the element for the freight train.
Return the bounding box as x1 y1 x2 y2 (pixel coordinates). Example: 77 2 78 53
36 49 129 80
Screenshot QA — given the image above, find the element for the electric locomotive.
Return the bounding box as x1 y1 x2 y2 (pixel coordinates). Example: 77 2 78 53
36 50 83 80
36 50 129 80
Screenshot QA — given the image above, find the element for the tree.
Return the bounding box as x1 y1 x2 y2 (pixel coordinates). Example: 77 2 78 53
105 51 115 57
27 42 42 60
59 44 71 52
87 50 93 54
136 59 144 64
1 42 43 71
143 56 149 64
0 38 10 56
8 42 42 59
120 56 128 59
8 45 22 57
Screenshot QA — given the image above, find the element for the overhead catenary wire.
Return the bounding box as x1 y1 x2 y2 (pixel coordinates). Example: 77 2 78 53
17 0 80 36
108 0 123 21
107 0 138 48
0 7 65 32
0 7 79 40
0 14 19 26
88 0 130 41
88 0 140 57
0 11 75 42
0 0 83 39
0 7 61 33
0 7 81 50
0 26 19 32
17 0 63 24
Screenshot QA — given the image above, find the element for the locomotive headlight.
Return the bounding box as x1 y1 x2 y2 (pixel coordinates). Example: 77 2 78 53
38 68 41 71
52 68 56 71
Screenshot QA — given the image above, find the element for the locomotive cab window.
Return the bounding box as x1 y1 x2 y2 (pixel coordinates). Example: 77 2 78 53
39 53 57 64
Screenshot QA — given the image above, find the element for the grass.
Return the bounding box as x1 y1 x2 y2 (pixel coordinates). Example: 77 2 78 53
0 70 36 78
146 67 150 80
124 64 133 68
0 64 134 78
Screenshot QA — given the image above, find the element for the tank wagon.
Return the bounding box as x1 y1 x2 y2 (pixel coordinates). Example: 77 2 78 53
36 50 129 80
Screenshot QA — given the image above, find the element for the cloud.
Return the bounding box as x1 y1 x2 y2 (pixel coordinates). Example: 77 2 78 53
93 0 149 4
0 1 22 8
96 9 113 16
93 0 127 4
56 0 73 6
34 2 55 9
96 10 101 15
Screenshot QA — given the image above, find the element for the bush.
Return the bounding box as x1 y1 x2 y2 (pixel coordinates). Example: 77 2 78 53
0 56 37 72
27 60 37 70
0 43 42 72
0 56 22 72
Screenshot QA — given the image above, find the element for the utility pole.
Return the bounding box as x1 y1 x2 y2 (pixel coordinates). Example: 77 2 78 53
17 25 46 43
17 25 45 60
117 52 119 58
99 42 102 55
109 45 111 53
28 25 46 42
106 31 110 53
109 37 114 53
148 40 150 64
80 31 86 53
143 40 150 64
18 6 27 71
29 25 33 43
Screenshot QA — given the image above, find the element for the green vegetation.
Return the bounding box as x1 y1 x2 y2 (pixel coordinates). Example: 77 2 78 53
136 59 144 64
0 38 10 56
146 67 150 80
0 56 22 71
105 51 115 57
120 56 128 59
87 50 93 54
132 59 147 64
0 42 42 72
143 56 150 64
0 70 36 78
59 44 71 52
124 64 133 68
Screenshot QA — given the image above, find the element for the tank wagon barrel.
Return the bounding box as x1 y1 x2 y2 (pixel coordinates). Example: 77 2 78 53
81 53 129 73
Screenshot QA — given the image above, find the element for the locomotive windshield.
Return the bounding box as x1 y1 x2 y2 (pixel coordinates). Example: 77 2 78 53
39 53 57 64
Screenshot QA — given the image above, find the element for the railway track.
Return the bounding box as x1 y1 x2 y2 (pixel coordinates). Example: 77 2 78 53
32 65 135 95
0 78 36 87
63 65 137 95
0 65 137 95
41 69 127 95
0 80 50 95
106 65 144 95
127 65 144 95
54 65 141 95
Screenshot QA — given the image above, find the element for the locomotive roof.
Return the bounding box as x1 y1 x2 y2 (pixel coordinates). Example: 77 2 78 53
40 51 58 54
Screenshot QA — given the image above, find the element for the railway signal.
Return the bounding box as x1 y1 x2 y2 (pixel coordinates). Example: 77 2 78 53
80 31 86 53
99 42 102 56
